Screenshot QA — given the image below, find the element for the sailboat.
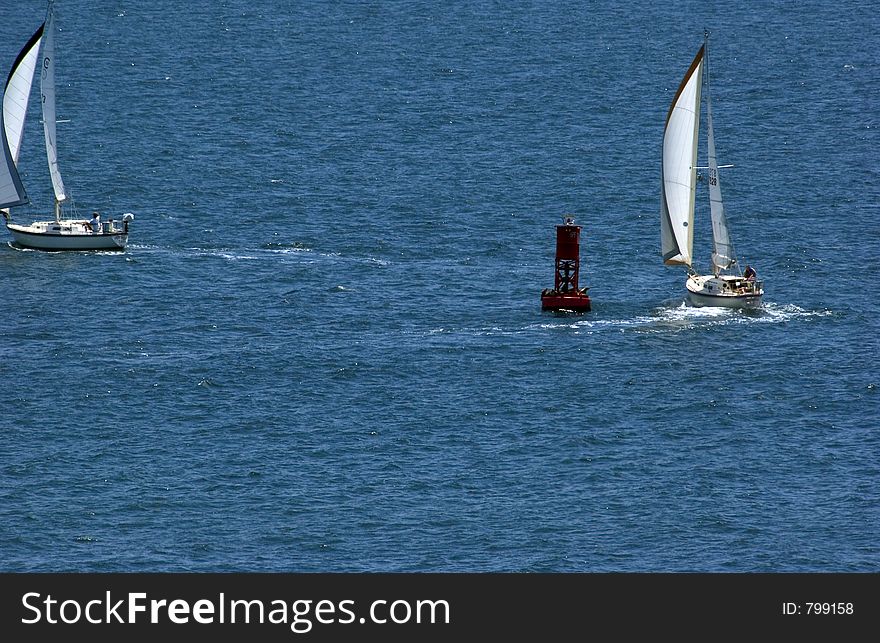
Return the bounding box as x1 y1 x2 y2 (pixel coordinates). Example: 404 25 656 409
0 1 133 251
660 32 762 308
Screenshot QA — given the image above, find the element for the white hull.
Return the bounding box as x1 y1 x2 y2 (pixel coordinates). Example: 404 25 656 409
686 273 763 309
7 221 128 250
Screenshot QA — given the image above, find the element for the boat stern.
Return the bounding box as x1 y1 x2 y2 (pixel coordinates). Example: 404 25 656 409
686 274 763 308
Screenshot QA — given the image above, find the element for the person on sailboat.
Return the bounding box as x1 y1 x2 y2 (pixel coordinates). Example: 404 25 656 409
743 265 756 281
86 211 101 234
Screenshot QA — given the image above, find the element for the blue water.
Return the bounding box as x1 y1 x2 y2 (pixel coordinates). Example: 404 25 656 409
0 0 877 572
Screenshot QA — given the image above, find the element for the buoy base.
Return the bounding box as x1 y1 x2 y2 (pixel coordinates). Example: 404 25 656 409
541 289 592 312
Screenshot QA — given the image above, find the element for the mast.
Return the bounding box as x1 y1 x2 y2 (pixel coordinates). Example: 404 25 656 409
703 30 738 275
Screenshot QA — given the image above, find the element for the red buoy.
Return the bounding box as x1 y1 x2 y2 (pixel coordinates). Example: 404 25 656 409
541 216 591 312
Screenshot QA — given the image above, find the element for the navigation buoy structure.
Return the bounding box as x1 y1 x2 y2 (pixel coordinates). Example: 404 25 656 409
541 216 591 312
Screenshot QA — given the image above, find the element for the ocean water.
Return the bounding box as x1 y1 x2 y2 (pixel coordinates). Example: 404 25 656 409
0 0 877 572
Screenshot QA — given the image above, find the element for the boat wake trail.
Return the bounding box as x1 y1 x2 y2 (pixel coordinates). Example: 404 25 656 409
497 302 831 336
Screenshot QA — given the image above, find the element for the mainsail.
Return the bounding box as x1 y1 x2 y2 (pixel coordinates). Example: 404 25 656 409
706 98 736 273
0 23 43 209
660 46 703 267
41 0 66 204
704 48 736 274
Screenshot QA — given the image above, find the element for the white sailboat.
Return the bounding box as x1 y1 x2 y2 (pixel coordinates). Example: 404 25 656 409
1 1 133 251
660 32 762 308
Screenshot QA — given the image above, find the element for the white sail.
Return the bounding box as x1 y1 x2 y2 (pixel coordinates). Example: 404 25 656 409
41 1 66 204
660 45 703 266
0 24 44 209
706 93 736 274
3 24 43 164
0 117 28 208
